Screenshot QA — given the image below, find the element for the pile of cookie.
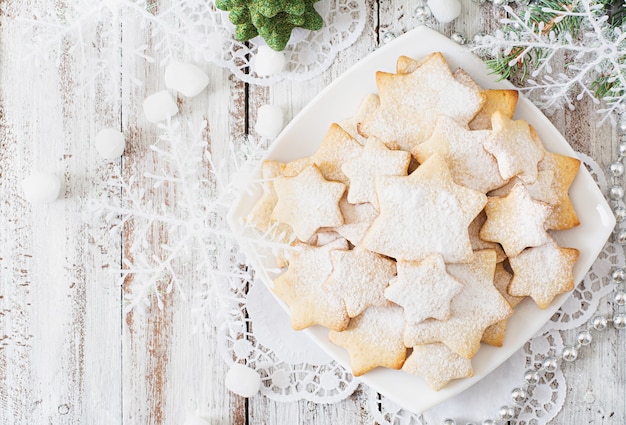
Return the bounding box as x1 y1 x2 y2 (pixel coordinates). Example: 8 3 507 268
246 52 580 391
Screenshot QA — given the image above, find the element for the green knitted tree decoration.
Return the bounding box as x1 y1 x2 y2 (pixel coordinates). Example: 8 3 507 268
216 0 324 51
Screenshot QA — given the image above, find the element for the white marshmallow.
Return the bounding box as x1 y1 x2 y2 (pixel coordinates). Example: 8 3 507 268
21 172 61 204
254 46 286 76
254 104 284 139
428 0 462 23
143 90 178 123
94 128 125 159
225 364 261 398
164 62 209 98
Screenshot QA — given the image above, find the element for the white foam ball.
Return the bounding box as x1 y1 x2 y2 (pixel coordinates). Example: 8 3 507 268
427 0 462 23
164 62 209 98
94 128 125 159
225 364 261 398
254 46 286 76
254 105 284 139
21 172 61 204
183 414 210 425
143 90 178 123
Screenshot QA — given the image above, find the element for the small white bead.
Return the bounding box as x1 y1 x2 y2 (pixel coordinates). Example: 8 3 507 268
143 90 179 123
164 62 209 97
225 364 261 398
21 172 61 204
255 46 286 76
94 128 125 159
428 0 462 23
254 105 284 139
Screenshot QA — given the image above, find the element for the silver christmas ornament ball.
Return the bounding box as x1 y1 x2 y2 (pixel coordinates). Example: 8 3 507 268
592 315 608 330
382 31 396 44
492 0 508 6
610 161 625 177
472 32 486 44
617 229 626 245
619 117 626 132
511 387 528 404
413 5 431 21
451 33 467 45
612 268 625 283
498 405 516 420
442 419 456 425
614 206 626 222
524 369 540 385
608 184 624 200
562 346 578 362
619 141 626 157
614 290 626 306
482 420 496 425
577 330 593 346
614 313 626 329
542 356 558 372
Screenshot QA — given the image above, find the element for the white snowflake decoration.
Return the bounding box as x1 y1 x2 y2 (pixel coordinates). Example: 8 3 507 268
475 0 626 123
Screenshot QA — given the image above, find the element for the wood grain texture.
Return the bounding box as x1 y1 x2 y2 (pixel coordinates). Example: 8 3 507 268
0 0 624 424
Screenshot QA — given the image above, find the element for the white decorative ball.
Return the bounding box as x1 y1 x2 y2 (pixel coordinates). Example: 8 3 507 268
164 62 209 98
183 414 210 425
254 104 284 139
142 90 178 123
427 0 462 23
21 172 61 204
94 128 125 159
254 45 286 76
225 364 261 398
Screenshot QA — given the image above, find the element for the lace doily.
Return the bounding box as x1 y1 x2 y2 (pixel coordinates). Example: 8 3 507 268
16 0 366 88
220 153 625 422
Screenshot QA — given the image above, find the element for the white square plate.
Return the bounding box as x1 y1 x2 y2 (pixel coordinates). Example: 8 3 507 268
228 26 615 413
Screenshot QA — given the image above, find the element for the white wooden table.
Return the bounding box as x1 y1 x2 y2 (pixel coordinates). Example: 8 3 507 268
0 1 624 424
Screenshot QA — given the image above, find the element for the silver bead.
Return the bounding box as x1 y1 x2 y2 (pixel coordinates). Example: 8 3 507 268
524 369 540 385
614 206 626 222
562 346 578 362
614 313 626 329
442 419 456 425
617 229 626 245
451 33 467 45
382 31 396 44
610 161 625 177
482 420 496 425
413 5 431 21
619 141 626 157
511 387 528 404
498 405 516 420
592 315 608 330
542 356 558 372
612 268 625 283
609 184 625 200
614 290 626 305
577 330 593 346
492 0 508 6
619 117 626 133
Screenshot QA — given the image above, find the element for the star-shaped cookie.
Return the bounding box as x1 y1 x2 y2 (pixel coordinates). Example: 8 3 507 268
246 160 292 237
362 154 487 263
480 183 552 257
469 89 519 130
358 52 485 151
483 111 545 183
384 254 463 325
508 236 579 308
404 250 513 359
413 115 507 193
328 305 407 376
334 196 378 245
402 343 473 391
468 211 506 263
283 123 362 184
481 262 524 347
272 164 345 242
539 152 580 230
272 238 350 331
342 137 411 208
325 246 396 317
338 93 380 145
